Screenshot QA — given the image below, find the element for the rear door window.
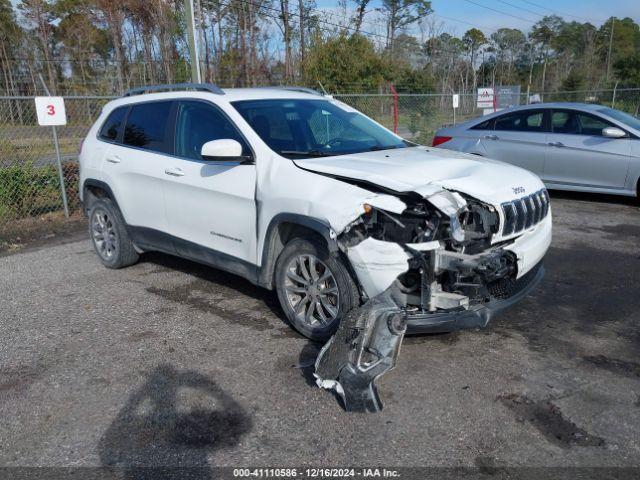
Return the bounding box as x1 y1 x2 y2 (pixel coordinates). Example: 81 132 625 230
123 101 174 153
551 111 578 134
98 106 127 142
494 110 547 132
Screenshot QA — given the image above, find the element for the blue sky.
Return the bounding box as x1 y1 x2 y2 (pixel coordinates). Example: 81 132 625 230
316 0 640 35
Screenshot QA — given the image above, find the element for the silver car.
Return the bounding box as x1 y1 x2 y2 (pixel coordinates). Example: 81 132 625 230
433 103 640 198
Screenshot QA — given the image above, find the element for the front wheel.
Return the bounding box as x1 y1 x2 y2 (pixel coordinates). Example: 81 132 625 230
275 237 359 341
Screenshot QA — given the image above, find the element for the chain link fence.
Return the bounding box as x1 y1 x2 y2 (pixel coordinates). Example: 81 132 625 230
333 88 640 145
0 96 114 237
1 89 639 240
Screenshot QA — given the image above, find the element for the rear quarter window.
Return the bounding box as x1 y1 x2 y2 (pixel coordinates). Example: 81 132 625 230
471 119 494 130
98 106 128 142
495 110 545 132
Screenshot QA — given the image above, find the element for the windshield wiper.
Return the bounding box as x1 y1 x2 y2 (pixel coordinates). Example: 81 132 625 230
368 145 402 152
280 150 334 157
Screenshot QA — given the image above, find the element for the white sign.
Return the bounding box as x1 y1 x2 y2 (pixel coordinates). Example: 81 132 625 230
477 88 495 109
483 108 503 116
452 94 459 109
35 97 67 126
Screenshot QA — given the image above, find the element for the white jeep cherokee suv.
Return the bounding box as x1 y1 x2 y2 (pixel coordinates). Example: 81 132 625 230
79 84 552 340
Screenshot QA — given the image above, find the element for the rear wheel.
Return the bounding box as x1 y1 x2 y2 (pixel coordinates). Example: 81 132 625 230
89 198 139 269
275 237 359 341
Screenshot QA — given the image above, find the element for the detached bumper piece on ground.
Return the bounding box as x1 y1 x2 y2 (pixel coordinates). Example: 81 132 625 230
312 252 545 413
314 284 407 413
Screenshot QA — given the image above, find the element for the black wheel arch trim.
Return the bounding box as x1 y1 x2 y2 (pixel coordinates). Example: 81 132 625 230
82 178 140 249
82 179 122 213
257 213 339 289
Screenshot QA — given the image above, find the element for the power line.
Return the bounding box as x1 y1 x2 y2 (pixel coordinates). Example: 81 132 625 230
217 0 472 57
519 0 607 24
496 0 546 18
432 13 499 34
461 0 536 24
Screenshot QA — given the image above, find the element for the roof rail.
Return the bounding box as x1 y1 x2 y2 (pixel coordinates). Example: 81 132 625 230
122 83 225 97
258 86 323 96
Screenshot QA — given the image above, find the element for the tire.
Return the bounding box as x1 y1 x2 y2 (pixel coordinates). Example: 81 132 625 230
275 237 360 341
88 197 139 269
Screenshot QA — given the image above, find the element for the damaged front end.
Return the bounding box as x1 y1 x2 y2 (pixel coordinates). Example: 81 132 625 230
314 188 546 411
314 283 407 413
340 188 520 317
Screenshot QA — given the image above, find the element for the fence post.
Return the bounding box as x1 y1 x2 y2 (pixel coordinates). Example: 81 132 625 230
39 74 69 218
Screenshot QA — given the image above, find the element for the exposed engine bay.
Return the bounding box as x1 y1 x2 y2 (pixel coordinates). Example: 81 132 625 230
306 165 554 412
338 189 518 314
314 187 535 412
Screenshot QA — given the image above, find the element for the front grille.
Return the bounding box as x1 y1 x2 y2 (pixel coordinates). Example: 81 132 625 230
501 189 549 236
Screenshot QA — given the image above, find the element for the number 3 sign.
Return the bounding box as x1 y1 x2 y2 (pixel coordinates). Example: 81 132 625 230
35 96 67 126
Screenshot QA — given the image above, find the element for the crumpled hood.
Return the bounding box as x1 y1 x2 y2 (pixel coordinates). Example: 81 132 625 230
293 146 545 205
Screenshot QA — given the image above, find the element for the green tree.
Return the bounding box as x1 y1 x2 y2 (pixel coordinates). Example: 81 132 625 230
530 15 564 91
489 28 526 85
599 17 640 84
463 28 487 92
54 0 109 93
560 69 584 91
378 0 432 53
0 0 23 97
304 34 391 92
18 0 58 92
351 0 372 34
614 55 640 87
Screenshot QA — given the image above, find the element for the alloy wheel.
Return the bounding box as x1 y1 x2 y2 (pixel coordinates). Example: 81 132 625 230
91 208 117 261
284 254 340 327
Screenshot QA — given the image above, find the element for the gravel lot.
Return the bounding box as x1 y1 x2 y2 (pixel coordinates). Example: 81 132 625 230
1 192 639 471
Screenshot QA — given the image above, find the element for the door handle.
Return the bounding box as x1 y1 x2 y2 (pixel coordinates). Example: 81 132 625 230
548 141 564 147
484 134 498 140
106 155 121 164
164 167 184 177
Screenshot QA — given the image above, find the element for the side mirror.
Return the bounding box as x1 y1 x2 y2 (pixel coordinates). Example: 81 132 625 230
201 139 249 161
602 127 626 138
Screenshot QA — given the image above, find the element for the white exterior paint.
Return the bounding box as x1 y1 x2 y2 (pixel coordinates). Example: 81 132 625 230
80 87 552 301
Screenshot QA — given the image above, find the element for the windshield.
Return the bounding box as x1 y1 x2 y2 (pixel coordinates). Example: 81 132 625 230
232 98 410 158
597 107 640 131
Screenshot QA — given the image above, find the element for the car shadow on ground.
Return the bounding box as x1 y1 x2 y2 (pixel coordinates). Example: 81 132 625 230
99 364 252 479
139 251 288 328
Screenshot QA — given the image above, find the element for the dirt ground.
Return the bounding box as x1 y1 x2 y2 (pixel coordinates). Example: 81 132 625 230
0 191 639 477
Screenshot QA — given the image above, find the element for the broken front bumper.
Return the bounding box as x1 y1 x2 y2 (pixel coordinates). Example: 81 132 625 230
405 261 544 334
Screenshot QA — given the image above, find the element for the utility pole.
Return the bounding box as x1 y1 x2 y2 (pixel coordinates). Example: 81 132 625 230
299 0 305 77
185 0 201 83
606 17 615 84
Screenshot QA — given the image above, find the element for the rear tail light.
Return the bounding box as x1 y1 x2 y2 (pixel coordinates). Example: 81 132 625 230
432 136 452 147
